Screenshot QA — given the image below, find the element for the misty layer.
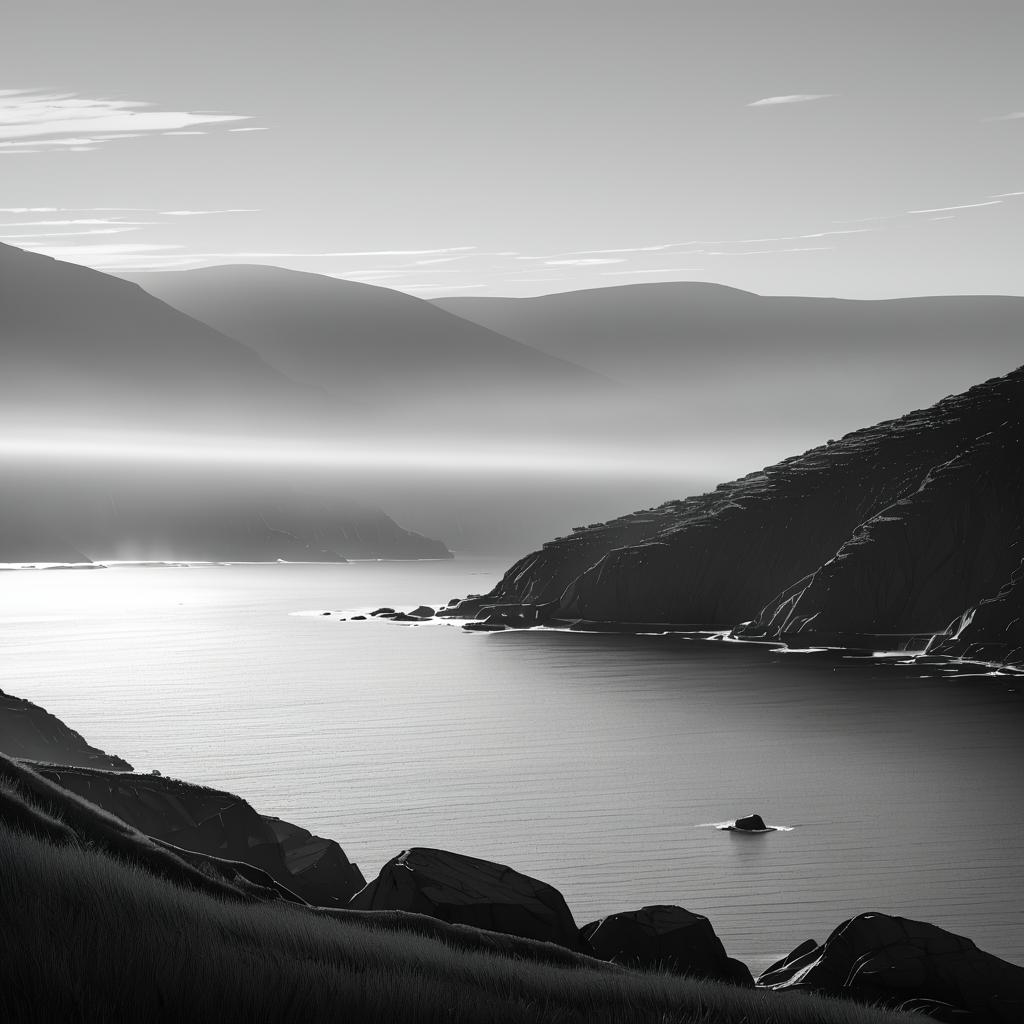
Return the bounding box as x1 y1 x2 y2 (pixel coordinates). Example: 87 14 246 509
0 464 450 563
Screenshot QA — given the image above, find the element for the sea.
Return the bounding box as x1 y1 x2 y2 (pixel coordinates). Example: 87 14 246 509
2 558 1023 974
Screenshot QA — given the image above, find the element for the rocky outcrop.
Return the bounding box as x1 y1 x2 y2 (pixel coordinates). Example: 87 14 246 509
348 847 586 951
758 912 1024 1022
740 420 1023 645
445 366 1024 665
0 689 131 770
928 560 1024 669
581 905 753 986
35 765 364 907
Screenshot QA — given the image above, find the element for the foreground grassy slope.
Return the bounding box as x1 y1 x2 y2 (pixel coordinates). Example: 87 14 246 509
0 822 910 1024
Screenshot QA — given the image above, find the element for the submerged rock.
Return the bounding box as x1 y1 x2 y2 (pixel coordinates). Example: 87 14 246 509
758 912 1024 1022
581 905 753 986
348 847 586 951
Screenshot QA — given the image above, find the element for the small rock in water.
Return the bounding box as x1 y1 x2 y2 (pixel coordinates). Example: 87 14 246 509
390 613 419 622
351 615 367 621
321 611 331 616
463 622 507 632
409 605 435 618
370 607 395 617
732 813 772 832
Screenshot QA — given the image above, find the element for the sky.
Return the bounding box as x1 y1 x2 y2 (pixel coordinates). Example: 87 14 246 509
1 0 1022 298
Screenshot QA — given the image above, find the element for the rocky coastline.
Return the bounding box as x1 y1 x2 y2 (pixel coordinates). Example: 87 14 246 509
435 366 1024 674
1 686 1021 1020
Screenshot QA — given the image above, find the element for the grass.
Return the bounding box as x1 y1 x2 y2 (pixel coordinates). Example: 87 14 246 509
0 811 913 1024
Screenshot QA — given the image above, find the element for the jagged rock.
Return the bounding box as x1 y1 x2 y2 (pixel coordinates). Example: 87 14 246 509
35 766 364 907
757 912 1024 1022
0 689 131 770
348 847 586 951
580 905 753 986
928 559 1024 670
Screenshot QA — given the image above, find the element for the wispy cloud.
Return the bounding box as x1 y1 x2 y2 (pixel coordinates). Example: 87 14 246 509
991 191 1024 198
0 219 156 226
23 243 182 257
0 228 140 238
161 209 259 216
748 94 833 107
545 257 625 266
984 111 1024 122
602 267 706 276
907 200 1002 214
0 90 251 150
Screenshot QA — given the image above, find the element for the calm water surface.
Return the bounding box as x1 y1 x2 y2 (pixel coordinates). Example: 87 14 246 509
2 559 1023 972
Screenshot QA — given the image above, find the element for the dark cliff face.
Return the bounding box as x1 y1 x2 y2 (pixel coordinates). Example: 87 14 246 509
455 367 1024 662
0 690 131 771
35 765 365 907
928 560 1024 668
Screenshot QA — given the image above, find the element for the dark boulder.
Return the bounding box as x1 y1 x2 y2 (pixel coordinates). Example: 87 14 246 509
348 847 586 951
389 612 419 621
463 622 507 632
351 614 367 620
580 905 753 986
409 605 435 618
757 912 1024 1022
370 607 395 616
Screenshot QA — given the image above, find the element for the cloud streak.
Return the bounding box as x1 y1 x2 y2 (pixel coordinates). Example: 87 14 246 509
748 94 833 107
0 90 251 150
907 200 1002 214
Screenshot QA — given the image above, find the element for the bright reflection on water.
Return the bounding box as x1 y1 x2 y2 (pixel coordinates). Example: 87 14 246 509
2 560 1023 973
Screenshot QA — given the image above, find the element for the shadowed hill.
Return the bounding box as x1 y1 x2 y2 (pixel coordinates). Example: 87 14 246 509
124 265 615 433
0 243 334 438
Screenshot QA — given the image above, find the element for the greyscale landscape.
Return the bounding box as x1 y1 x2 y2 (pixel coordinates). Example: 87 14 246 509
2 2 1023 1021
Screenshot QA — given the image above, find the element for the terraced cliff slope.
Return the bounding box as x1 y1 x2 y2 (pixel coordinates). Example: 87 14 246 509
450 367 1023 663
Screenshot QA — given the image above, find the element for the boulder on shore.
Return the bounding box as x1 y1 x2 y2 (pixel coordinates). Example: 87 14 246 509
757 912 1024 1022
580 905 754 986
348 847 586 951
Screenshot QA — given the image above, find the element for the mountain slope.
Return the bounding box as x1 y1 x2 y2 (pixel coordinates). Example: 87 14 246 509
0 243 330 437
448 364 1024 663
124 265 613 431
436 283 1024 447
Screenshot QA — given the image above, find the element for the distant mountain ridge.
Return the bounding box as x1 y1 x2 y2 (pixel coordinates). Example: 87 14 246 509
448 362 1024 669
436 283 1024 449
0 243 331 437
123 265 613 433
